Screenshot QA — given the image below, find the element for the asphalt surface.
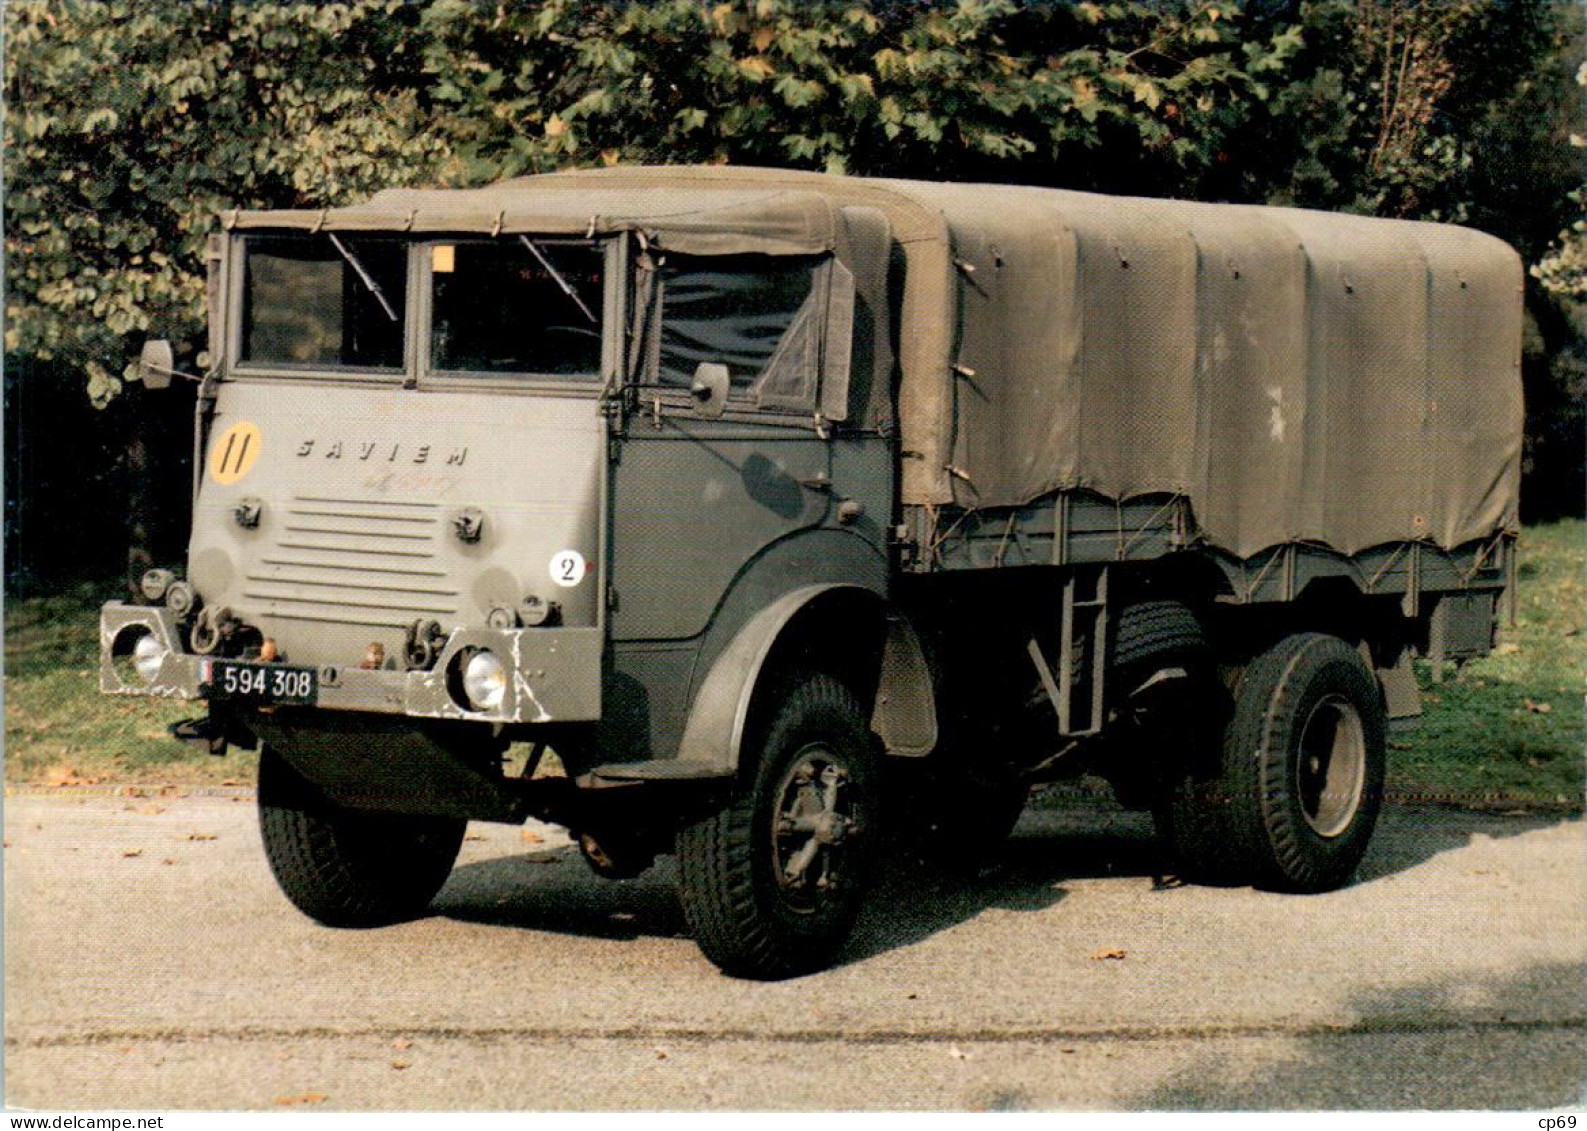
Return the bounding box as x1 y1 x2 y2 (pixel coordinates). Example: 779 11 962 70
5 788 1583 1111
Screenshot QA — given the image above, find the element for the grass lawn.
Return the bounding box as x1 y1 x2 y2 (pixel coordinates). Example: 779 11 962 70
5 521 1583 807
4 583 257 787
1388 519 1584 809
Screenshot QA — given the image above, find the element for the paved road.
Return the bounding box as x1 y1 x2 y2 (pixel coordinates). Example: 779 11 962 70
5 788 1583 1111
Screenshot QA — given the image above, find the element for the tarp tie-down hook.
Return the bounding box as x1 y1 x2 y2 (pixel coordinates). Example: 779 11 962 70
310 209 328 234
586 215 599 239
491 209 505 238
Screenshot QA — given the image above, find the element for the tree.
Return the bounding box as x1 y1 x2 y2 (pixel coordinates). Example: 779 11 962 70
1533 60 1587 299
4 0 449 404
4 0 1583 555
418 0 1302 190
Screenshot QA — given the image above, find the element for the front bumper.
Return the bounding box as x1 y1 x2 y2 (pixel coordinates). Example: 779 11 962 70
99 602 603 724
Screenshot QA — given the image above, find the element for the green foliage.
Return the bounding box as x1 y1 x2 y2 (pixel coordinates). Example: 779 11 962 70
4 0 447 404
420 0 1296 187
5 0 1583 415
1534 62 1587 298
1224 0 1576 232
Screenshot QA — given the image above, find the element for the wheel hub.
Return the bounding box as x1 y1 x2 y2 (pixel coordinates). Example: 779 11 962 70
1296 693 1367 838
771 748 859 908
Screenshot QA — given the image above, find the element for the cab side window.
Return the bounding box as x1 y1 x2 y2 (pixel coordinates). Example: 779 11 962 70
657 256 821 408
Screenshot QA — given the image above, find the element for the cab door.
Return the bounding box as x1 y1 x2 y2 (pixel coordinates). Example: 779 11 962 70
604 251 857 757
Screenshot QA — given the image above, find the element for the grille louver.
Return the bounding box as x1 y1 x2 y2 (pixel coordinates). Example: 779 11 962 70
243 496 459 629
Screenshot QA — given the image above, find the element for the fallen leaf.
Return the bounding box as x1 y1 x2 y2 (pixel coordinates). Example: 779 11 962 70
161 858 176 866
655 1049 669 1061
391 1038 413 1051
185 832 218 841
1388 741 1413 751
947 1045 969 1060
42 765 101 787
391 1061 410 1071
1523 699 1552 714
1495 642 1522 655
1090 948 1127 961
273 1093 327 1106
464 834 487 842
122 849 143 858
520 829 544 844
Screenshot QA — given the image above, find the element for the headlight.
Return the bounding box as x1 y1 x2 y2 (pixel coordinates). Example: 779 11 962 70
132 632 166 683
461 649 507 712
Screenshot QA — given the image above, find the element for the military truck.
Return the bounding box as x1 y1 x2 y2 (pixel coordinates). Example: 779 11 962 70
102 167 1522 978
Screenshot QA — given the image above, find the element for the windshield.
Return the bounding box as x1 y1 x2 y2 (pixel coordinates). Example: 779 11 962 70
430 239 604 377
239 235 406 369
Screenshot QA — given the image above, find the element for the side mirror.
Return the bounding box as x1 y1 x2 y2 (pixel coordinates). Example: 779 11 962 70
137 340 175 390
690 362 730 419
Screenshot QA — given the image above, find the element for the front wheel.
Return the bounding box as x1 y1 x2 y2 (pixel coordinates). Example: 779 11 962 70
257 746 466 927
675 674 879 979
1157 633 1385 892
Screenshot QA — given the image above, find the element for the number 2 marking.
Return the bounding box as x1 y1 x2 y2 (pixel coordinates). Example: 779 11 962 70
550 550 586 588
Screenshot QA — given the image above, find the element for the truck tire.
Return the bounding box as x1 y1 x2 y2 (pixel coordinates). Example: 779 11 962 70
1113 600 1208 677
1157 633 1385 892
675 673 879 979
1104 600 1211 810
257 746 466 927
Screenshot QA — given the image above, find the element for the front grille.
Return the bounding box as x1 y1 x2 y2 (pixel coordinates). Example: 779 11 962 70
242 496 459 629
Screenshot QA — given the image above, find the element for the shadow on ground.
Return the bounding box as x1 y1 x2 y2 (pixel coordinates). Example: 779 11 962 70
434 795 1577 969
1133 959 1586 1109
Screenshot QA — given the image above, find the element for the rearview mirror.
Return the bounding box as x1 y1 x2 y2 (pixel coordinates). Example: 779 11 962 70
691 362 730 419
137 340 175 390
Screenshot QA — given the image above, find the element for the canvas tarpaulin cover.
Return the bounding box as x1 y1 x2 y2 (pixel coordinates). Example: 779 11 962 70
225 167 1523 561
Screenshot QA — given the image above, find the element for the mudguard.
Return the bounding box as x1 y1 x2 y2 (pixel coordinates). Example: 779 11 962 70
671 584 937 776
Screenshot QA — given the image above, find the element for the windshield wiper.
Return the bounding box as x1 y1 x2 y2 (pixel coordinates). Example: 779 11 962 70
520 236 598 325
327 233 398 323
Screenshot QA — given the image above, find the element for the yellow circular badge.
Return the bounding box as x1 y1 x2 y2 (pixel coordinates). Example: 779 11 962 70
208 421 262 485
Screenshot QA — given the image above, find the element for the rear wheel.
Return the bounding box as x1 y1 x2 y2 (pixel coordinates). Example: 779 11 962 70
257 746 465 927
1156 633 1385 891
675 674 879 979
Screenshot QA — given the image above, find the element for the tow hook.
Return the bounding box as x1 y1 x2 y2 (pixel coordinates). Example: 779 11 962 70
170 716 226 756
169 709 256 756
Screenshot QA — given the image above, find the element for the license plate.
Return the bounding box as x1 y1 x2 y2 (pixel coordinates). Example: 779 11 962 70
204 660 318 706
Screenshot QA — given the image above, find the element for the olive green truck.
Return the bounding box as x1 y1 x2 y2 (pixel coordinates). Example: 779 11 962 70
102 167 1522 978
